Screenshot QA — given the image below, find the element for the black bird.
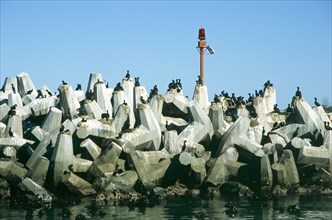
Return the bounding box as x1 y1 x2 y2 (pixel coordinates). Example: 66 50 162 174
68 164 74 172
81 117 87 123
76 84 82 90
123 100 128 105
324 121 332 130
0 85 5 92
292 127 299 138
249 110 258 118
255 90 259 97
62 80 68 85
46 89 53 96
295 86 302 98
273 104 280 113
8 127 14 137
182 140 187 151
286 104 293 113
59 125 65 133
196 75 203 85
125 70 131 80
214 94 221 103
8 104 17 116
36 89 44 98
140 96 147 104
11 84 16 93
314 97 321 107
114 82 124 91
26 89 33 94
134 77 140 87
101 110 110 121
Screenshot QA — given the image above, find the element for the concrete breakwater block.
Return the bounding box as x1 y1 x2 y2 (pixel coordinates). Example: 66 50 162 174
18 177 52 202
1 71 332 202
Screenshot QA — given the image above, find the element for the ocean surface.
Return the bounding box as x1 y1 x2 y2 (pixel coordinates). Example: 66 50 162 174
1 194 332 219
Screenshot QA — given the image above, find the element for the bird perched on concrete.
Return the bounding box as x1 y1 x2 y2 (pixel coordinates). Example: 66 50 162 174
46 89 53 96
26 89 33 95
324 121 332 130
8 104 17 117
11 84 16 94
134 77 140 87
62 80 68 85
295 86 302 98
140 96 147 104
214 94 221 103
286 104 293 113
114 82 124 92
101 110 110 121
8 127 14 137
273 104 280 113
196 75 203 85
314 97 321 107
292 127 299 138
76 84 82 91
125 70 131 80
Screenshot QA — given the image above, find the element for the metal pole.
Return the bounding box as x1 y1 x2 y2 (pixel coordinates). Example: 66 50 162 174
200 46 204 85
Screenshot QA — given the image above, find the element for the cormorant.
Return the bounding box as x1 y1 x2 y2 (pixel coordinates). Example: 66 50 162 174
46 89 53 96
324 121 332 130
8 127 14 137
314 97 321 107
255 90 259 97
114 82 124 91
292 127 299 138
140 96 147 104
26 89 33 94
8 104 17 116
62 80 67 85
36 89 44 98
214 94 221 103
134 77 140 87
125 70 131 80
273 104 280 113
101 110 110 121
11 84 16 93
295 86 302 98
59 125 65 133
76 84 82 90
286 104 293 113
196 75 203 85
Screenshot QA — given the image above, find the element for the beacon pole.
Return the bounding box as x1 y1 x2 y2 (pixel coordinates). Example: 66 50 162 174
198 28 206 85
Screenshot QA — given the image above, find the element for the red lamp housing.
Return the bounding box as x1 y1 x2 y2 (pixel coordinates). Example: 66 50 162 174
198 28 206 40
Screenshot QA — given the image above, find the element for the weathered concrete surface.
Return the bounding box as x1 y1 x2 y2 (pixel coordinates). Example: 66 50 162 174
193 84 210 114
80 138 101 161
103 170 138 192
263 86 276 113
76 119 115 139
208 102 227 134
0 159 28 184
206 155 228 186
41 107 62 133
279 150 299 186
94 81 112 116
84 100 103 120
49 132 74 187
294 98 325 138
121 76 134 111
86 73 103 93
58 84 80 119
297 145 329 166
0 137 34 150
112 103 134 134
128 150 171 189
0 104 10 122
216 116 264 157
73 157 93 173
164 90 189 114
134 85 149 109
16 72 37 98
88 141 122 177
61 172 96 197
2 146 16 161
18 177 52 202
6 115 23 138
271 163 288 187
149 95 165 125
27 156 50 186
261 155 273 193
164 130 181 156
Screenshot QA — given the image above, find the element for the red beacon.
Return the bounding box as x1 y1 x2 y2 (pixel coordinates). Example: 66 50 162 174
198 28 206 40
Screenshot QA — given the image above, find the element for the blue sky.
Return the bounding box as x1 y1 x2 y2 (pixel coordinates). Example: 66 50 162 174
1 1 331 108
